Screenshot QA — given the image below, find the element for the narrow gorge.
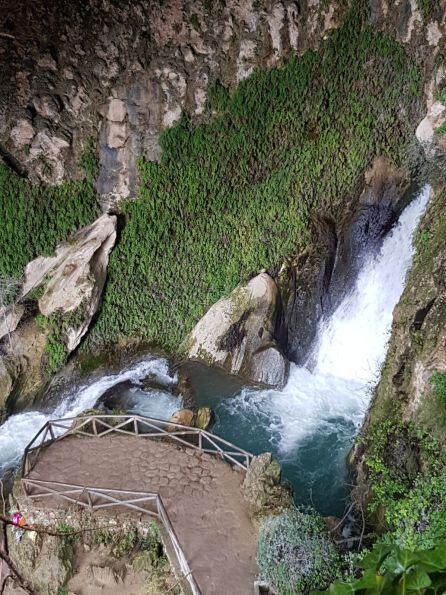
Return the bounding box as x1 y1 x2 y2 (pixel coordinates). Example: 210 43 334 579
1 0 446 593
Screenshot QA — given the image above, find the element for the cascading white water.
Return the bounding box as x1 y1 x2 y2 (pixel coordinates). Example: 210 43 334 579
0 356 181 474
220 185 430 458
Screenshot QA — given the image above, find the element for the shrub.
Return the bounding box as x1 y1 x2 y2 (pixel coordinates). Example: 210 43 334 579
87 5 422 354
363 421 446 550
257 509 340 594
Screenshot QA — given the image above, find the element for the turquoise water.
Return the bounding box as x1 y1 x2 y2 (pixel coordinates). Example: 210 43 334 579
180 361 354 515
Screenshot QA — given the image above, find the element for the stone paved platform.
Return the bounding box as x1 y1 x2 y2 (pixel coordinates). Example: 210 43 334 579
26 435 258 594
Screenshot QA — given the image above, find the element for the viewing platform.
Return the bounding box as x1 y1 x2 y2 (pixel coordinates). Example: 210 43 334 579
20 415 258 594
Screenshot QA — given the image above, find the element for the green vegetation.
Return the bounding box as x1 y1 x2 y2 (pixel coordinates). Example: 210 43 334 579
431 373 446 407
92 523 164 560
416 0 435 20
435 121 446 136
89 6 421 353
363 421 446 551
0 141 99 279
316 539 446 594
257 508 340 594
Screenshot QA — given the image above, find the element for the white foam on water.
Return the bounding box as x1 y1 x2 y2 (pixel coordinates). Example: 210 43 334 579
223 185 431 453
0 356 181 473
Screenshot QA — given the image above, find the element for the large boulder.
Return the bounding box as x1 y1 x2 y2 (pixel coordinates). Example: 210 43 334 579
22 214 117 351
242 452 293 516
168 406 213 430
185 273 289 388
0 214 117 414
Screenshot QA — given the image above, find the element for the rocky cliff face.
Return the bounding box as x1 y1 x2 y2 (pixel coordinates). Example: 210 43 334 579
1 0 445 203
1 0 446 404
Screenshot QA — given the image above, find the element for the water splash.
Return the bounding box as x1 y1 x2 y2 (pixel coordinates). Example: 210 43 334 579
213 185 430 510
0 356 181 474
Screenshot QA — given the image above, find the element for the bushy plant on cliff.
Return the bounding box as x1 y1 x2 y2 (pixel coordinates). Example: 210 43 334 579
430 373 446 407
362 421 446 551
87 5 422 353
315 539 446 594
257 509 340 593
0 142 100 279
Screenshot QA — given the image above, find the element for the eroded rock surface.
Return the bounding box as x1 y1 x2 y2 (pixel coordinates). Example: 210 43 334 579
22 214 117 351
2 0 444 202
0 215 116 414
186 273 289 388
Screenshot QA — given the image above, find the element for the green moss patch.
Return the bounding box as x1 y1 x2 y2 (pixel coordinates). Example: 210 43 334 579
0 143 100 280
362 421 446 551
88 7 421 354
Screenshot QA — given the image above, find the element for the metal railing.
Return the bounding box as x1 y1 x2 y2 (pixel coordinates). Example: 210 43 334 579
22 478 200 595
21 414 253 477
20 414 254 594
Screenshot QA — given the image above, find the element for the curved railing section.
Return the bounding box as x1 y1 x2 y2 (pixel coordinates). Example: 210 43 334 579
21 413 253 477
22 478 200 595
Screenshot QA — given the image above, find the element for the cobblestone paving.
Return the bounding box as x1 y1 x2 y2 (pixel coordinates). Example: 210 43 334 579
27 435 258 594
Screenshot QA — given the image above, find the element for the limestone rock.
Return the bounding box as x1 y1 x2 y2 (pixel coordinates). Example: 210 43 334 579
195 406 213 430
186 273 289 388
416 100 446 155
242 452 293 515
0 215 117 415
22 214 117 352
168 408 196 429
0 304 25 342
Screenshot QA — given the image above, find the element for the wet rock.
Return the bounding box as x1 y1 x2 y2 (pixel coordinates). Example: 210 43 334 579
0 357 13 415
195 407 213 430
186 273 289 388
242 452 293 515
172 372 194 407
167 406 213 430
168 408 196 428
328 156 409 310
97 379 136 410
278 218 337 364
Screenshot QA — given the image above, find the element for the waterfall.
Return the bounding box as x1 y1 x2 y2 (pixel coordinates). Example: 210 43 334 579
211 185 430 511
0 356 180 474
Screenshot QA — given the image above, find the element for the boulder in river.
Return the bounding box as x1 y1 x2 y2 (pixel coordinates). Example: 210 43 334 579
168 406 213 430
242 452 293 515
185 273 289 388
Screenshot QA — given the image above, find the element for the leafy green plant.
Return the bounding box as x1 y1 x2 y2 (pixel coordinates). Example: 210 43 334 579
430 373 446 405
315 540 446 594
435 122 446 136
87 6 421 354
257 509 340 594
363 421 446 550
